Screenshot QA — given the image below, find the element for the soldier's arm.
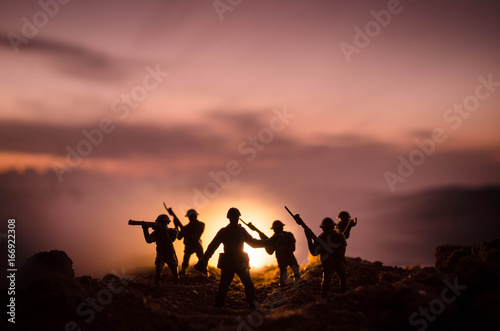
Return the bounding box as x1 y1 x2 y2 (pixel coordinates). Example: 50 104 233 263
143 226 155 243
265 234 276 255
305 229 319 256
199 230 223 264
244 230 278 248
177 228 184 240
168 228 178 242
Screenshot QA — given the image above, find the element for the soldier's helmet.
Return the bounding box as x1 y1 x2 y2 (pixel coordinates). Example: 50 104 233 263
320 217 335 229
227 207 241 218
337 211 350 219
185 209 199 217
271 220 285 229
156 214 171 224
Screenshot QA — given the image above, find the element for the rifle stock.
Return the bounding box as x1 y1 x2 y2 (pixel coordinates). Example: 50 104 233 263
284 206 338 254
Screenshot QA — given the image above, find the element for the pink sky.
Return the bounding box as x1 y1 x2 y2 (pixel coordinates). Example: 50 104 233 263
1 0 499 276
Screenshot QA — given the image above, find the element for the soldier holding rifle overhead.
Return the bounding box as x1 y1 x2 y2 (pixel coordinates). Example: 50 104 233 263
165 205 205 275
242 218 300 287
286 206 347 298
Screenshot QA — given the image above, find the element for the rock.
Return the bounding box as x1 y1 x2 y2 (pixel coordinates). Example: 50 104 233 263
435 244 473 272
18 250 75 288
16 250 84 321
471 239 500 271
378 271 402 283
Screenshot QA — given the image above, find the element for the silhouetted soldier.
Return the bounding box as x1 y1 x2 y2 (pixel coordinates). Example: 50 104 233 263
336 211 357 239
143 214 179 284
178 209 205 275
296 215 347 298
195 207 278 308
266 220 300 286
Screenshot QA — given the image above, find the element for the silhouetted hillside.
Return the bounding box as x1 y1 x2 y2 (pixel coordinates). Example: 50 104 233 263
3 239 499 330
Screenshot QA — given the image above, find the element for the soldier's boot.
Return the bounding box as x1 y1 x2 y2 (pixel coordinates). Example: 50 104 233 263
279 271 287 287
179 265 187 276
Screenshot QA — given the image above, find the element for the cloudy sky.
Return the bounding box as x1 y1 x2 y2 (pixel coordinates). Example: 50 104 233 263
1 0 499 277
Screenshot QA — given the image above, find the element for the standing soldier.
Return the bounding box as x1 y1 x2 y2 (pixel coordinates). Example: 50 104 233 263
266 220 300 286
143 214 179 284
336 211 357 239
177 209 205 275
195 207 278 308
296 215 347 298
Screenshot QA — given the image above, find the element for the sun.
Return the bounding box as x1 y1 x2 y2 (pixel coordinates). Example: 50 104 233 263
199 196 283 269
244 243 276 269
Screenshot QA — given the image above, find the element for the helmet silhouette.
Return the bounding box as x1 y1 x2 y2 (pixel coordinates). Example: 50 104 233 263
337 211 351 219
185 209 199 217
320 217 335 228
156 214 171 223
226 207 241 218
271 220 285 229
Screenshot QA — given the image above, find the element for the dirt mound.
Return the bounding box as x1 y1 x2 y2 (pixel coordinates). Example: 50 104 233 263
3 239 500 330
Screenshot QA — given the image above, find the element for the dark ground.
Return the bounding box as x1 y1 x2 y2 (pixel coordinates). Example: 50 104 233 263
2 238 500 331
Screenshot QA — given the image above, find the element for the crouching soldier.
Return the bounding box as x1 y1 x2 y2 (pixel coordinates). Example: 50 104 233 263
267 220 300 286
195 207 278 308
296 215 347 298
143 214 179 284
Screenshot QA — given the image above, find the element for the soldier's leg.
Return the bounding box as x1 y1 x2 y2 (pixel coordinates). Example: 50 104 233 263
291 264 300 283
278 264 287 287
164 255 178 284
180 247 192 275
335 262 347 292
335 246 348 292
321 267 334 299
194 243 204 261
154 255 164 284
214 268 234 307
236 268 257 308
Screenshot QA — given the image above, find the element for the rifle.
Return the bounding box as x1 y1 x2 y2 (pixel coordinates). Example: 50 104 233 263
284 206 336 254
163 203 183 232
239 218 274 255
128 220 163 228
239 218 269 240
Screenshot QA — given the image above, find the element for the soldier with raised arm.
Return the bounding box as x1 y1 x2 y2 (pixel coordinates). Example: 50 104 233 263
335 211 357 239
195 207 278 308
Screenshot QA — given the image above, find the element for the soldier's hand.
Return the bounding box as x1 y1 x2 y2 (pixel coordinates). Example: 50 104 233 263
142 224 148 230
304 227 314 237
293 214 303 223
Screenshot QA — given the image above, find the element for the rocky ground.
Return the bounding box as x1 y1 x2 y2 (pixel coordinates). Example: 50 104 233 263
2 239 500 331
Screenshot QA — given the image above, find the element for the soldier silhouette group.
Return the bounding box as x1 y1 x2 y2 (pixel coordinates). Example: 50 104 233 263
133 206 357 308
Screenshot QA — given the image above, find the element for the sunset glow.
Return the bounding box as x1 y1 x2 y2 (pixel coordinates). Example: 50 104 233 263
1 0 499 277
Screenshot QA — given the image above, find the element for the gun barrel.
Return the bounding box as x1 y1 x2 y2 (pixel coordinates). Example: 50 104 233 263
128 220 158 227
